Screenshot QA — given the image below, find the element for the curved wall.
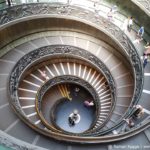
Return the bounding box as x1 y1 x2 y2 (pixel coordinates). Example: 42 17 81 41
0 16 132 68
0 3 145 144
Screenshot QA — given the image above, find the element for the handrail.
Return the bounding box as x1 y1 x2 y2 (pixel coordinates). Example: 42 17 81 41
0 117 150 146
9 45 116 139
6 3 143 142
131 0 150 16
35 75 100 135
19 116 150 143
0 0 149 36
1 0 150 16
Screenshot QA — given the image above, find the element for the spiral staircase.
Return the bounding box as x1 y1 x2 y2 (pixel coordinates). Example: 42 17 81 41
0 0 150 150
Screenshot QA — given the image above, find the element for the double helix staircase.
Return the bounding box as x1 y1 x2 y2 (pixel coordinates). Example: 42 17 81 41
18 61 112 129
0 31 134 142
0 0 150 149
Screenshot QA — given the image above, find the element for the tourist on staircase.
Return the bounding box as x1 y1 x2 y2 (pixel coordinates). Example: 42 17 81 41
133 26 144 44
107 8 114 22
143 54 148 68
40 71 49 80
74 87 80 96
138 26 144 38
127 16 133 32
68 109 81 126
132 105 144 119
84 100 94 107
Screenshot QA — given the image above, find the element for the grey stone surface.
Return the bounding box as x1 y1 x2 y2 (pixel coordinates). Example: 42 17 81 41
7 120 37 144
9 45 116 138
0 104 17 131
0 130 48 150
0 1 148 148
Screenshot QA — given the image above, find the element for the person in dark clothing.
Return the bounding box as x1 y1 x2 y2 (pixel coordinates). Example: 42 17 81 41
143 54 148 68
74 87 80 96
132 105 144 119
138 26 144 38
7 0 11 6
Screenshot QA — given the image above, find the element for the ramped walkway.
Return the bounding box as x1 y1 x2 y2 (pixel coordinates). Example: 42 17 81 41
0 0 150 149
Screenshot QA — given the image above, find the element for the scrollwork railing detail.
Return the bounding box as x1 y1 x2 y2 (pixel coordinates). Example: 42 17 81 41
4 3 144 143
36 75 100 135
9 45 116 138
2 4 143 107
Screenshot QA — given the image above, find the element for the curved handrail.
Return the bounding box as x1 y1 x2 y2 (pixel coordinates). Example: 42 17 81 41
35 75 100 135
5 3 144 142
9 45 116 138
131 0 150 16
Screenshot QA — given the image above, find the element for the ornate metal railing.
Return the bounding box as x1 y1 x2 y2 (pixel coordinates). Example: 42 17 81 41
36 75 100 135
1 4 143 82
4 3 144 143
9 45 116 139
0 3 145 97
